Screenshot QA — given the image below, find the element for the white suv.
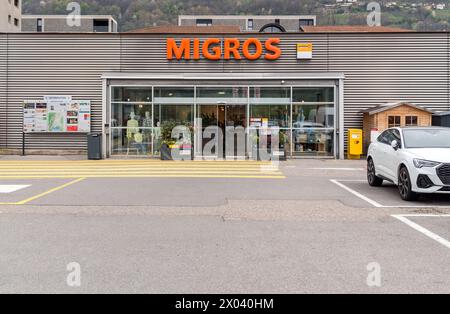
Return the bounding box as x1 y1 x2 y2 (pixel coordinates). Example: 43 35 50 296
367 127 450 201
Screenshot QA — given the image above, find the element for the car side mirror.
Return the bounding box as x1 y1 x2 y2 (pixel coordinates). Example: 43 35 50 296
391 140 399 151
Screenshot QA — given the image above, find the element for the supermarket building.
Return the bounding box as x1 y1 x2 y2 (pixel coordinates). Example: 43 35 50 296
1 26 449 159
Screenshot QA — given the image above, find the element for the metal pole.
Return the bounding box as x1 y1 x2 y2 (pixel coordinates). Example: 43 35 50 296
22 132 25 156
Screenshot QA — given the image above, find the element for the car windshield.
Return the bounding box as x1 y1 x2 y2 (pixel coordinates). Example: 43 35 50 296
403 129 450 148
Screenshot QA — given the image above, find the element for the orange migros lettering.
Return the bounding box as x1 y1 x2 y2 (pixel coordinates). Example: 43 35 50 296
167 38 281 61
167 38 191 60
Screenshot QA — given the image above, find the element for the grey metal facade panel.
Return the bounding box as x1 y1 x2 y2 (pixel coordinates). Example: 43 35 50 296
0 34 6 148
120 34 330 73
4 33 121 150
328 33 450 133
221 34 329 73
1 32 450 153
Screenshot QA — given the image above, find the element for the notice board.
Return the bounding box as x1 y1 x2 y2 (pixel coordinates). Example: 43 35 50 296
23 98 91 133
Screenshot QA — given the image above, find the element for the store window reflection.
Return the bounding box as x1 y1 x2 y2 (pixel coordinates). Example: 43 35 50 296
109 85 337 158
111 87 153 156
292 87 335 157
113 87 152 102
292 104 334 129
249 87 290 155
153 87 194 155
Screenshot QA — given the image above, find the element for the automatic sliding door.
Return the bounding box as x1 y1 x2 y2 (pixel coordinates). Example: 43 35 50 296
197 104 220 158
225 105 247 159
196 87 248 159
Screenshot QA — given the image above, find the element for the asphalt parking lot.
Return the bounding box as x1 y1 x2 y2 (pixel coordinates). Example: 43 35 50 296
0 157 449 293
2 159 450 208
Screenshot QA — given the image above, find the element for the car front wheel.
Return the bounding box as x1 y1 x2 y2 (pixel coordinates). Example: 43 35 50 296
398 167 418 201
367 158 383 187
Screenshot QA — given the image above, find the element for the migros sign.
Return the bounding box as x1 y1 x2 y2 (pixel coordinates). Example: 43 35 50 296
167 38 282 61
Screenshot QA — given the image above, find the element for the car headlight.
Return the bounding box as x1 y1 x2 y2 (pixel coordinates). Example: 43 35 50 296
413 159 441 168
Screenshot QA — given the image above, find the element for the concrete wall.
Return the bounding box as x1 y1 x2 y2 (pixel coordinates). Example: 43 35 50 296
22 17 116 33
0 0 21 32
179 16 315 32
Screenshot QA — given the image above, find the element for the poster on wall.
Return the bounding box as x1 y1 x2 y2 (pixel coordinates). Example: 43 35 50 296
23 97 91 133
47 101 66 132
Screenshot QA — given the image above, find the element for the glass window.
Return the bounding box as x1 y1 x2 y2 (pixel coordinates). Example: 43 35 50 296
154 104 193 126
37 18 43 32
293 87 334 103
405 116 418 126
250 105 289 128
292 129 334 157
392 129 402 147
197 87 247 99
108 84 339 158
111 103 152 128
153 87 194 125
247 19 253 31
251 87 290 99
377 129 399 145
299 19 314 26
377 130 389 144
113 87 152 102
388 116 401 128
196 87 248 105
196 19 212 26
403 128 450 148
293 104 334 128
154 87 194 99
93 19 109 32
111 127 153 156
250 87 290 128
259 24 285 33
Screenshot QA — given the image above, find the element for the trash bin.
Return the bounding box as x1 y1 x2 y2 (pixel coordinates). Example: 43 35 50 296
87 133 102 160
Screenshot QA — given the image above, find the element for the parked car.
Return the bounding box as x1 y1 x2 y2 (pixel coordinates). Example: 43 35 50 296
367 127 450 201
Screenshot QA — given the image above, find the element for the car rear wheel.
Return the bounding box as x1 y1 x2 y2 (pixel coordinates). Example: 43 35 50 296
398 167 418 201
367 158 383 187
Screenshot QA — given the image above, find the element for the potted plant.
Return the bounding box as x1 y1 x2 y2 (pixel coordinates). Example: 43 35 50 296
160 121 176 160
160 121 194 160
275 131 289 161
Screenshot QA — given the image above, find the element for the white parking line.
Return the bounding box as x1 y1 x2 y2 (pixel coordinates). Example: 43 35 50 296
311 168 364 171
331 179 450 208
0 185 30 194
330 179 383 207
392 215 450 250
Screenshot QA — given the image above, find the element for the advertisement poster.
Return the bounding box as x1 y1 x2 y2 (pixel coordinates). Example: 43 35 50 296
23 102 37 133
77 100 91 133
47 101 66 132
23 97 91 133
34 103 48 132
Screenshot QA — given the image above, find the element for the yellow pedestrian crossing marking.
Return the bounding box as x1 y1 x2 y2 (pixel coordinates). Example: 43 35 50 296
0 160 285 179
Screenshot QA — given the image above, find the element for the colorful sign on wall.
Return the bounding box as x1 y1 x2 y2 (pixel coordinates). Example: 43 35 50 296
297 43 313 60
23 98 91 133
167 38 282 61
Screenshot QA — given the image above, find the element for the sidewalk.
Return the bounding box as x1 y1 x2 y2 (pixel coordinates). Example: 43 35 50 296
0 155 88 161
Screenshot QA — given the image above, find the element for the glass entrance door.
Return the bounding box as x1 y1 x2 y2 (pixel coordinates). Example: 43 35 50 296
224 105 247 159
195 87 248 159
197 104 220 158
196 103 247 159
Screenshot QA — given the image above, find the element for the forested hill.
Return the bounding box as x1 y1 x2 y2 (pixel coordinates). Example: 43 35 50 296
22 0 450 31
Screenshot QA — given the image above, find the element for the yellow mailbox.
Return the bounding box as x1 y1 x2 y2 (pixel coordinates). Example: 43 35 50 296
348 129 363 160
